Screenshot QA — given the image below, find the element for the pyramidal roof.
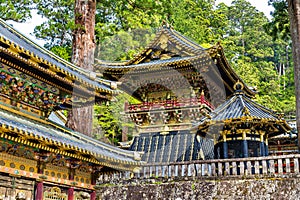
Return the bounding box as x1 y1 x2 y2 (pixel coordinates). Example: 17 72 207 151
194 82 291 137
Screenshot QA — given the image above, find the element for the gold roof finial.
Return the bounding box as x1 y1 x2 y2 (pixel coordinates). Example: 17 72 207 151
233 80 244 92
162 20 170 28
201 90 205 96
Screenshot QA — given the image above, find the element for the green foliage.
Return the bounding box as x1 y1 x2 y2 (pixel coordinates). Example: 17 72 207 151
221 0 295 116
0 0 36 22
168 0 228 45
34 0 74 48
96 29 155 61
93 93 139 145
265 0 290 41
49 45 72 61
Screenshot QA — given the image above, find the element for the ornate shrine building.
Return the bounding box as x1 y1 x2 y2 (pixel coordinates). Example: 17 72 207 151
194 81 291 159
0 19 142 200
96 24 292 163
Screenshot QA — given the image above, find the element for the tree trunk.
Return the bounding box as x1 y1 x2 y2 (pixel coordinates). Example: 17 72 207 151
287 0 300 152
66 0 96 136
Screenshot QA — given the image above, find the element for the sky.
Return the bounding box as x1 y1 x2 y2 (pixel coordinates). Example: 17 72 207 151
8 0 273 46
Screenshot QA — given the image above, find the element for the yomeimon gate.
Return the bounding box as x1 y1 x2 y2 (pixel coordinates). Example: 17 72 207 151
0 19 142 200
96 23 291 163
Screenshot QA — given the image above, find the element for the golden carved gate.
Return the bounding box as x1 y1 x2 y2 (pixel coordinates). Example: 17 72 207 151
75 191 90 200
44 187 67 200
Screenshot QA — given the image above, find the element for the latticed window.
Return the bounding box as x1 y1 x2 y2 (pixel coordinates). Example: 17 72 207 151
44 187 67 200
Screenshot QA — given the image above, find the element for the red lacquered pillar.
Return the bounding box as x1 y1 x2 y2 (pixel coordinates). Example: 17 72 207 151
90 191 96 200
68 187 74 200
35 181 43 200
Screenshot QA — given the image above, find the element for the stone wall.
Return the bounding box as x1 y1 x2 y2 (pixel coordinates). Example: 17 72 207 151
96 175 300 199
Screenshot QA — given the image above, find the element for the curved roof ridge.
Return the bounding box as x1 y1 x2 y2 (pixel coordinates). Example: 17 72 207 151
208 44 256 97
238 94 246 109
126 26 166 65
0 107 141 170
243 95 278 118
168 28 205 51
95 25 207 68
0 19 116 93
210 95 238 117
197 92 281 125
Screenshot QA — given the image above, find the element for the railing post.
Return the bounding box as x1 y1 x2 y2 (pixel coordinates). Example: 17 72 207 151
179 164 184 177
232 162 237 175
246 161 252 175
286 158 291 173
162 165 168 178
98 174 103 183
278 159 283 174
254 161 260 175
176 165 180 177
187 164 193 177
262 160 267 175
269 160 275 174
144 166 149 178
202 163 207 176
184 164 189 176
211 163 216 176
294 158 299 173
139 166 144 178
134 169 140 179
195 164 201 177
225 162 230 176
125 171 130 179
168 165 172 177
159 165 163 177
149 166 153 177
218 162 223 176
239 161 244 176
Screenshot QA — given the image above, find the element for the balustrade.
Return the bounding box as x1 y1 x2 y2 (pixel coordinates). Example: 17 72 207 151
125 97 214 112
97 154 300 184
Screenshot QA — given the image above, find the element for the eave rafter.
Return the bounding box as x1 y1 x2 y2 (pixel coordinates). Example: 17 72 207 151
0 128 140 171
0 33 117 98
197 117 290 138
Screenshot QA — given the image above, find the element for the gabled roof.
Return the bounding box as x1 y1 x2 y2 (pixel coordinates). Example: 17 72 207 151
0 19 118 101
0 105 142 171
95 25 255 98
97 23 205 67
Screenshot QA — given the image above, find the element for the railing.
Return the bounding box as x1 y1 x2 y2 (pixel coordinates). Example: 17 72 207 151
125 96 214 112
98 154 300 184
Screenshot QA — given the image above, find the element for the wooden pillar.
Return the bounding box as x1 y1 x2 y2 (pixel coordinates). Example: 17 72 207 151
68 187 74 200
222 134 228 159
90 191 96 200
90 171 98 200
68 167 75 200
36 159 45 200
265 138 269 156
214 145 219 159
242 132 248 158
35 181 43 200
260 133 265 156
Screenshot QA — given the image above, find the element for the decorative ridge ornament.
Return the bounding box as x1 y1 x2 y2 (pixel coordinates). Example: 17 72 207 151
233 80 244 92
161 20 172 29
